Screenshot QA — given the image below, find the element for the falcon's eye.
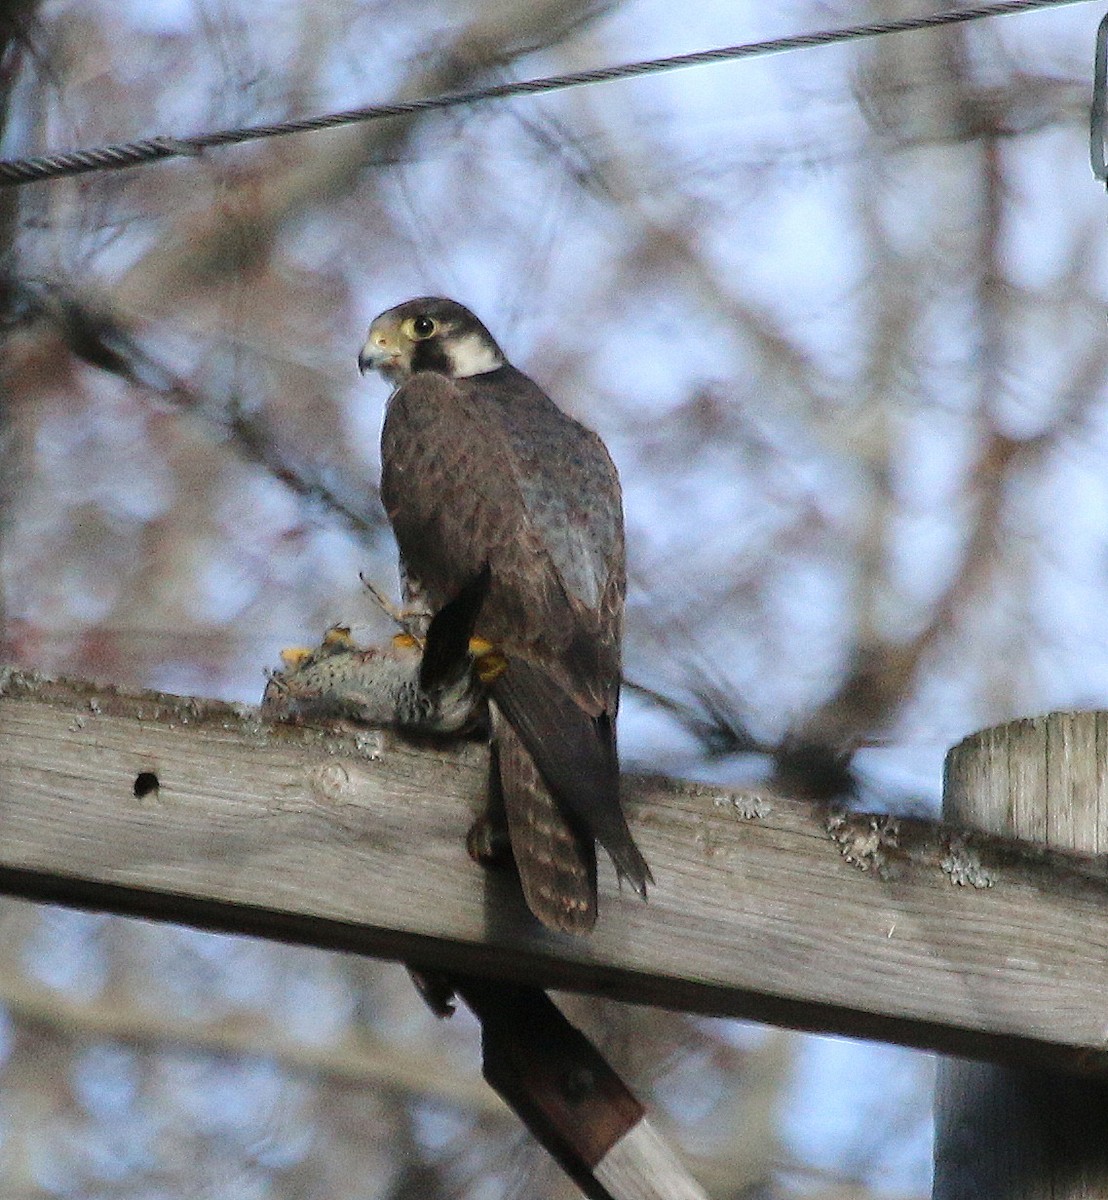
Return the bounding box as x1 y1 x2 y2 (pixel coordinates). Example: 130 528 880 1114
409 315 437 339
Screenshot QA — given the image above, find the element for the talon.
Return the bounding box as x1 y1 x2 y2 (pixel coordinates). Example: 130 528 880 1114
475 650 508 685
391 632 423 650
467 816 514 867
468 636 507 683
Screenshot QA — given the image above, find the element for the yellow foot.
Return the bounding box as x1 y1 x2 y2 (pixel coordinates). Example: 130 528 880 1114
474 650 508 685
468 637 507 684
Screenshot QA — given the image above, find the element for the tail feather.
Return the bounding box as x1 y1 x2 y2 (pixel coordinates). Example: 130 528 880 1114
493 712 597 933
491 663 652 897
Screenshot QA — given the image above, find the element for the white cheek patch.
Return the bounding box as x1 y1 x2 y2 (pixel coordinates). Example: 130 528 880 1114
446 331 503 377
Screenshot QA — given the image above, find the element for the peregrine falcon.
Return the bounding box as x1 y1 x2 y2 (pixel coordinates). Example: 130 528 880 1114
358 297 651 932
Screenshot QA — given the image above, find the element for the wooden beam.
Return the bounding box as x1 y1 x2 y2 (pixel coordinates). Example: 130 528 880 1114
2 669 1108 1072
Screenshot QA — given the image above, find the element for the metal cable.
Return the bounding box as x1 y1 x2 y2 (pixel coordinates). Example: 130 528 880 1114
0 0 1093 187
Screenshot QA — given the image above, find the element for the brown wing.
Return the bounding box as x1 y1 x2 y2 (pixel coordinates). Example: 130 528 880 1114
381 368 621 703
380 369 650 908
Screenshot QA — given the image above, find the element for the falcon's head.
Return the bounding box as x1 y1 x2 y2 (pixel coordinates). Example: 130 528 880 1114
358 297 505 384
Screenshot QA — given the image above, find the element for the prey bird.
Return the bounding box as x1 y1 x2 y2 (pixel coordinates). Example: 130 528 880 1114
359 297 651 932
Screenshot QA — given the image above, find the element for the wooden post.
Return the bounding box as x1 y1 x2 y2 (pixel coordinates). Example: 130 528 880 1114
933 713 1108 1198
455 979 707 1200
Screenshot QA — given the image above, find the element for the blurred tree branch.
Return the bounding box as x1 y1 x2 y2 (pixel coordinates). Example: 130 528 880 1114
111 0 620 318
0 970 507 1115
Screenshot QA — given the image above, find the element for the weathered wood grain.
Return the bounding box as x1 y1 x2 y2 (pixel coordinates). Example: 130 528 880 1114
934 712 1108 1199
2 669 1108 1071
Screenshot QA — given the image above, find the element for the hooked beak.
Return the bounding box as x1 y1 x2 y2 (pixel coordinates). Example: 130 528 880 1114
358 331 402 377
358 346 385 376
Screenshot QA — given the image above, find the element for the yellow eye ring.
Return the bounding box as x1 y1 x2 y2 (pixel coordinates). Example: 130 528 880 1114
405 315 437 340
